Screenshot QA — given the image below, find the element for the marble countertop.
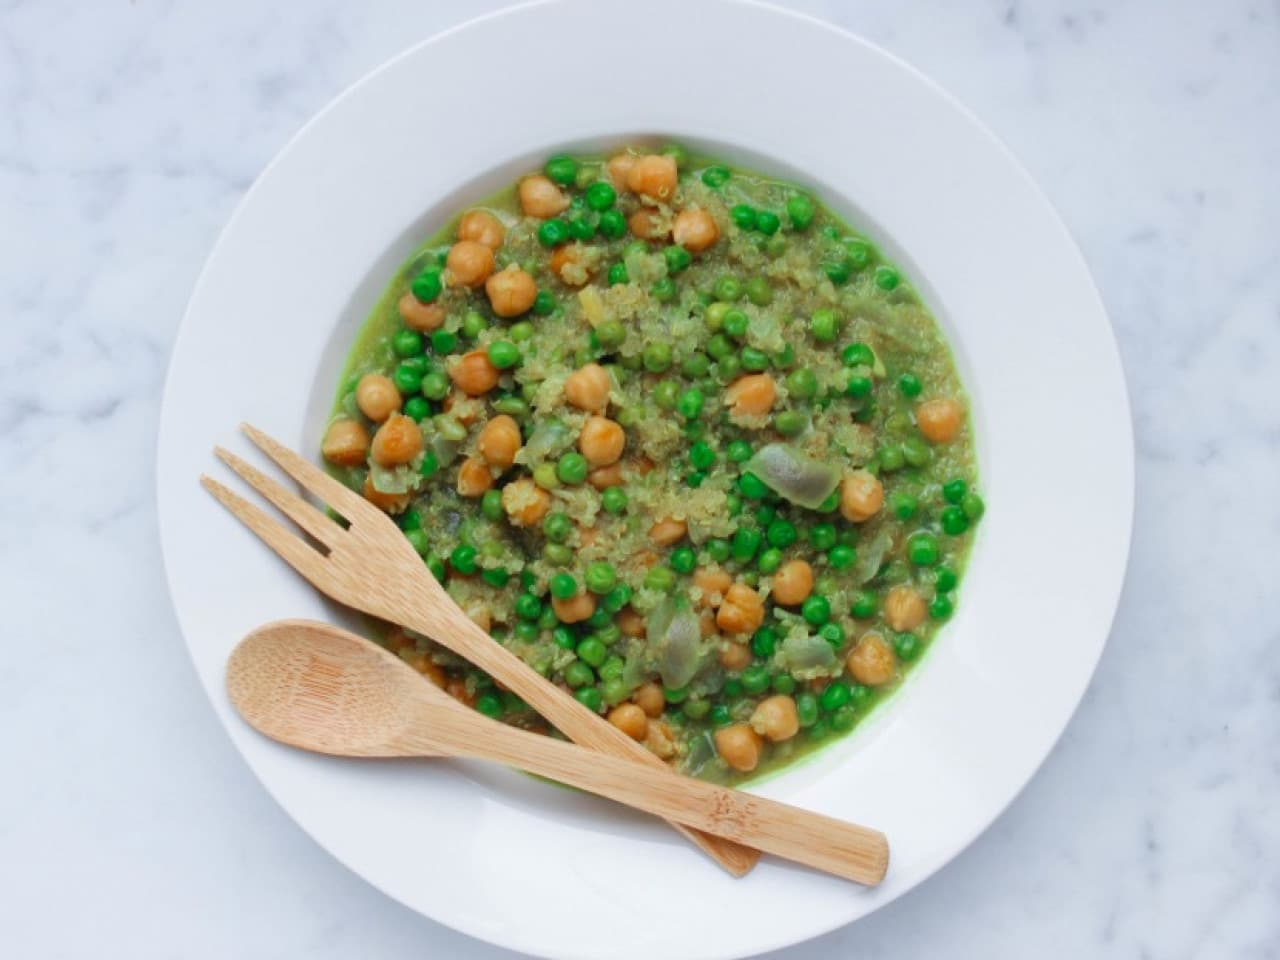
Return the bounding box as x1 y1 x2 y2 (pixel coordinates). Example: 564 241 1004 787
2 1 1277 957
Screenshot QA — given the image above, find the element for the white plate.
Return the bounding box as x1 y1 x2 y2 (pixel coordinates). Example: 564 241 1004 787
157 2 1133 957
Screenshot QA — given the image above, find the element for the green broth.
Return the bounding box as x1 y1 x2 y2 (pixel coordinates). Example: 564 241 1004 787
322 147 980 785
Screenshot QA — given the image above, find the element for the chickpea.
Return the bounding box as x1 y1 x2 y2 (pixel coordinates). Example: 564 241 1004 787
370 414 422 467
607 153 636 189
716 583 765 634
410 655 447 689
485 264 538 317
501 477 551 526
714 723 763 773
628 207 670 241
751 695 800 742
719 639 751 671
724 373 777 417
771 559 814 606
588 463 624 489
917 397 963 443
355 373 401 422
883 585 927 632
617 607 646 638
457 209 505 249
477 414 521 469
446 240 495 288
449 350 501 396
564 363 611 412
549 243 593 286
633 682 665 718
699 610 719 638
626 154 678 202
848 632 897 686
608 703 649 741
649 517 687 546
693 567 732 606
456 457 494 498
321 418 369 466
840 470 884 522
398 292 445 332
362 473 411 513
672 208 719 253
551 591 596 624
578 416 625 467
446 677 475 707
645 719 677 760
518 174 569 218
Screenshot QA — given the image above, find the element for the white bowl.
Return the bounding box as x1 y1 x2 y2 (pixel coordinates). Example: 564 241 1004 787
157 1 1133 957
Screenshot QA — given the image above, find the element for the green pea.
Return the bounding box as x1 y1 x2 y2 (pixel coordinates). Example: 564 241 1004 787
723 309 748 339
583 561 617 595
796 692 820 727
755 210 780 235
879 445 905 472
543 543 572 566
819 622 845 646
907 532 940 566
481 566 510 588
664 245 692 274
740 346 770 372
602 584 632 612
533 462 560 490
462 310 488 339
766 518 797 549
393 364 423 394
844 375 872 399
545 154 577 185
754 504 776 527
403 396 430 422
817 490 840 513
961 492 985 521
576 636 607 668
745 276 773 306
392 329 424 358
772 674 796 695
480 488 504 521
726 493 743 517
664 684 689 704
708 704 733 727
585 180 616 210
726 440 752 463
786 194 815 230
808 523 837 551
731 527 762 562
773 343 796 369
701 165 730 188
642 342 672 373
705 538 731 564
427 330 455 356
644 566 676 592
820 680 851 712
704 302 730 331
607 262 629 286
845 238 872 269
543 512 572 543
831 705 857 731
892 492 919 519
942 479 968 504
713 276 742 301
480 340 517 372
537 218 570 247
742 665 770 695
808 719 830 739
730 205 757 230
567 215 594 242
677 388 704 420
450 544 478 575
785 368 818 400
898 373 923 398
556 452 588 485
411 268 442 302
549 572 578 600
936 567 958 592
689 441 716 470
653 379 679 409
902 436 931 468
681 352 711 378
564 661 594 688
399 509 423 532
598 209 627 239
801 595 830 626
722 679 744 699
669 546 696 575
941 505 970 535
737 472 769 500
930 595 954 619
875 265 900 291
775 410 807 437
823 257 852 285
404 528 430 556
757 547 782 574
475 692 503 719
842 342 875 368
651 277 677 302
752 626 778 658
682 697 710 719
601 486 628 514
895 632 921 660
492 395 529 418
419 451 440 479
716 356 743 385
810 308 839 343
596 318 626 349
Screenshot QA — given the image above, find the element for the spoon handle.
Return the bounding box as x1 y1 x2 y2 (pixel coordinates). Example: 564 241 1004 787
421 707 888 886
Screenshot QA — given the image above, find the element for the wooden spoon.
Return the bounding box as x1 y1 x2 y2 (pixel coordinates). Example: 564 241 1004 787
227 620 889 886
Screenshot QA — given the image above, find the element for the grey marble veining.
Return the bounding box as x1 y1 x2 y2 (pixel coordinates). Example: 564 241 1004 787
1 1 1277 957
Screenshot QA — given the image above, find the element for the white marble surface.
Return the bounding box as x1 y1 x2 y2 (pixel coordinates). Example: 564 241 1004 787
2 0 1277 956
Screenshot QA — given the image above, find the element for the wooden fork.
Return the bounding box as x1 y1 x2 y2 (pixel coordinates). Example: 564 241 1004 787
202 423 760 876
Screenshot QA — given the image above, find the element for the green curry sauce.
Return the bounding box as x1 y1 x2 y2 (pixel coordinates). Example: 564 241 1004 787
323 146 980 784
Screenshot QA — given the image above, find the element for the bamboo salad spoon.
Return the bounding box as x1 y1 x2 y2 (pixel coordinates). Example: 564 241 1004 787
228 619 890 886
202 423 758 875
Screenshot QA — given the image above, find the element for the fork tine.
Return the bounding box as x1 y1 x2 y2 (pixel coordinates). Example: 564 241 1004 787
200 475 330 586
240 423 384 526
214 446 344 548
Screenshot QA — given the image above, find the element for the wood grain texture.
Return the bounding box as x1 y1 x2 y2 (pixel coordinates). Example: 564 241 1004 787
227 620 889 886
206 423 761 875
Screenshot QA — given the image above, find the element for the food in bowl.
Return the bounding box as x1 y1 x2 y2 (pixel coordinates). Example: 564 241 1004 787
320 145 983 783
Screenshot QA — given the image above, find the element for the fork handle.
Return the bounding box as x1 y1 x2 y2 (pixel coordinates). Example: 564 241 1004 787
401 598 762 876
417 704 888 886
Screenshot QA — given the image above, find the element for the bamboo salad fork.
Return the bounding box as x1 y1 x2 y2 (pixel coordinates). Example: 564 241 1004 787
228 618 889 886
201 423 760 875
